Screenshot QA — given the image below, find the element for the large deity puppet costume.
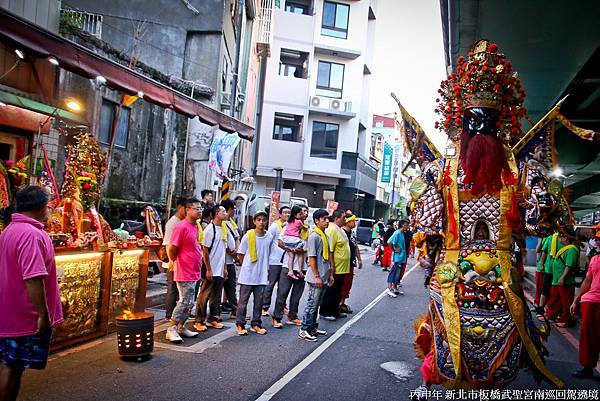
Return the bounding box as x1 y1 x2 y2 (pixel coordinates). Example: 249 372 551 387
409 40 569 392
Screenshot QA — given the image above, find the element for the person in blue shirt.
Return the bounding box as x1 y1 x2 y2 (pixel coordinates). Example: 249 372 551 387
386 220 409 297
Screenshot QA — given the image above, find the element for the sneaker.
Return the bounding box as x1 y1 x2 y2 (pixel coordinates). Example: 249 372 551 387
250 325 267 335
166 326 183 343
572 367 594 379
206 321 225 329
321 315 337 321
285 318 302 326
386 289 398 298
272 319 283 329
339 304 353 314
311 328 327 336
261 309 269 317
180 326 199 338
236 325 248 336
193 322 208 332
394 289 404 295
298 329 318 342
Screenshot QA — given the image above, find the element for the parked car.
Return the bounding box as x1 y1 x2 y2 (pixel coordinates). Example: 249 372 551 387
355 218 375 245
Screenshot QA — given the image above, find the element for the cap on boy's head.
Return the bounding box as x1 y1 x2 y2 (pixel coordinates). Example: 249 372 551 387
254 211 268 220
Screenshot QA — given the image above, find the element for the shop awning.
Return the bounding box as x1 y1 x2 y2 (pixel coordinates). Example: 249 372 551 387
0 89 87 128
0 8 254 141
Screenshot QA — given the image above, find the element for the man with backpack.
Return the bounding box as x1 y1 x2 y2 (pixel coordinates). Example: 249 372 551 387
547 229 580 327
166 198 204 343
221 199 240 313
194 204 235 332
262 206 291 316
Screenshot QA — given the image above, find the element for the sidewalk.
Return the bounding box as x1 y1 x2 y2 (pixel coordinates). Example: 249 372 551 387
522 264 600 375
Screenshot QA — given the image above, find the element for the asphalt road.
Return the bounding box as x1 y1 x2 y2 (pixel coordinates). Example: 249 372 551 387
18 246 600 401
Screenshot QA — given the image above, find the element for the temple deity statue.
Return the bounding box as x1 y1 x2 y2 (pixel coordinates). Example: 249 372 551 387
410 39 570 391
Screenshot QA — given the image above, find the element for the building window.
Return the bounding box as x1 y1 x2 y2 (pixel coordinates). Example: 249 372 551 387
310 121 339 159
316 61 344 98
99 100 130 148
285 1 311 15
273 113 303 142
279 49 309 78
321 1 349 39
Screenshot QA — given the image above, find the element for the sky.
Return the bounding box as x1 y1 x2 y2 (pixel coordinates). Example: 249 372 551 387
369 0 448 150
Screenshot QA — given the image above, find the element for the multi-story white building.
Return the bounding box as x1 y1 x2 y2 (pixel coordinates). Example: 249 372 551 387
252 0 378 213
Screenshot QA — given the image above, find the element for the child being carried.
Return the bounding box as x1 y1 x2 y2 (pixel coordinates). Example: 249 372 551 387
281 206 308 279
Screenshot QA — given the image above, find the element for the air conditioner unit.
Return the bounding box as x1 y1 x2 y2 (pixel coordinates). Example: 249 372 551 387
330 99 342 110
310 96 323 108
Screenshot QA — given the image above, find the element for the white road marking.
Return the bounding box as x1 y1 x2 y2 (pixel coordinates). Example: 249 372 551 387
154 322 238 354
255 263 420 401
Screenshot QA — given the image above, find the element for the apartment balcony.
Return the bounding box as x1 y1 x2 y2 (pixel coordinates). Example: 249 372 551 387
256 0 275 57
338 151 378 196
273 6 315 44
308 96 356 120
60 7 103 38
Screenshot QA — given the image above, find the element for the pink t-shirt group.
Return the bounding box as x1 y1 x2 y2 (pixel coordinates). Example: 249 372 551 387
170 219 203 282
581 255 600 304
0 213 64 337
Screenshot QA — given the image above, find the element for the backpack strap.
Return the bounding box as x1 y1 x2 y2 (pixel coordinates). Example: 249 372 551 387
555 244 576 259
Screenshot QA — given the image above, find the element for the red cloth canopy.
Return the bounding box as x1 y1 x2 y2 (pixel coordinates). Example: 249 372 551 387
0 8 254 141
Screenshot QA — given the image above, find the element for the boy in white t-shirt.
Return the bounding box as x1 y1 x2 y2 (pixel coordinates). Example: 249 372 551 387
194 205 235 332
235 211 272 335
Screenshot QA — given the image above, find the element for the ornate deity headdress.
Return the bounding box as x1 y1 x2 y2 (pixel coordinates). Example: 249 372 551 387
434 39 528 143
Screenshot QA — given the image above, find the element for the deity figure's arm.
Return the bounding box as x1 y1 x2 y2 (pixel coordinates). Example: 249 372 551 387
409 159 445 237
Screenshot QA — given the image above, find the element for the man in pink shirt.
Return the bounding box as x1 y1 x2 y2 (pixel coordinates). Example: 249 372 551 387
166 197 203 343
571 254 600 379
0 186 63 401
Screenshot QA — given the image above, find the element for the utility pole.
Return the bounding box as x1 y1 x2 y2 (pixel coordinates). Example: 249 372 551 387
390 171 396 218
225 0 244 198
230 0 245 119
274 167 283 192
